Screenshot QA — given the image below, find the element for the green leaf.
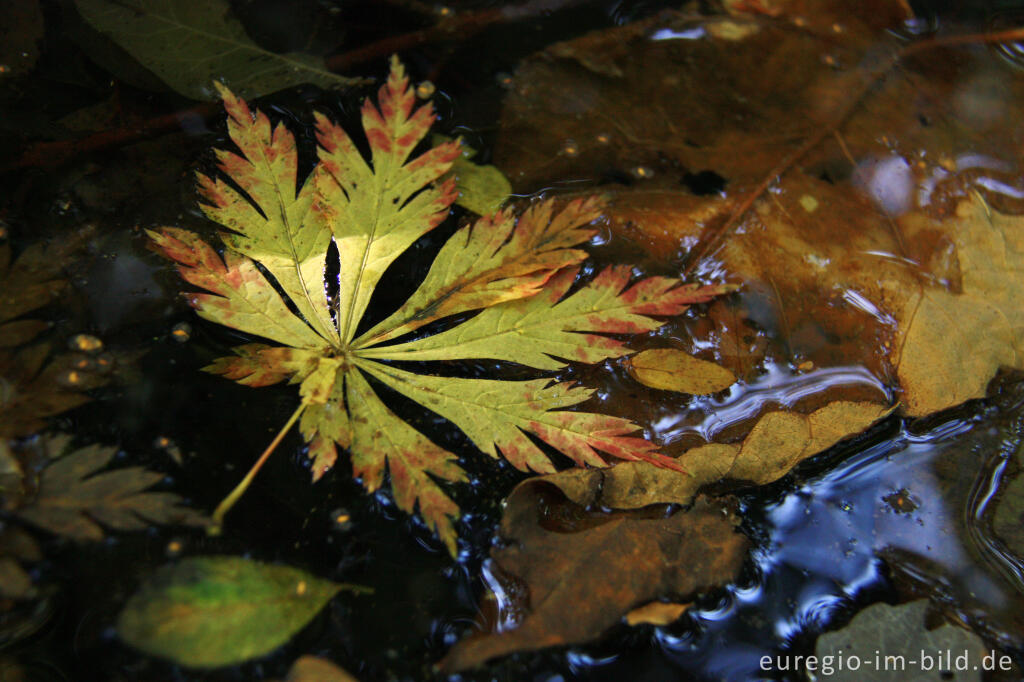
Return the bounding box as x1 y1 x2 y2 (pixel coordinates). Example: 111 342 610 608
74 0 363 100
362 266 730 369
151 57 733 555
117 556 357 668
315 56 461 343
435 134 512 216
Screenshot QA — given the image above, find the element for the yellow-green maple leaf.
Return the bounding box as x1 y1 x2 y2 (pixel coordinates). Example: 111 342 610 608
150 56 729 555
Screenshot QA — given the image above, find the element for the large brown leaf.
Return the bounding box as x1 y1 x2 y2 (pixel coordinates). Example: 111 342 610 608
439 485 747 672
494 2 1024 418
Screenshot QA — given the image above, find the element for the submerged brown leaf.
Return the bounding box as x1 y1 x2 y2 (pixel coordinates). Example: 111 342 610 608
626 348 736 395
494 1 1024 419
14 440 207 541
440 485 747 672
894 197 1024 415
0 228 121 438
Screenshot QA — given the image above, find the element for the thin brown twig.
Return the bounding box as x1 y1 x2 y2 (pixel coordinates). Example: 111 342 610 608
3 0 589 174
683 26 1024 275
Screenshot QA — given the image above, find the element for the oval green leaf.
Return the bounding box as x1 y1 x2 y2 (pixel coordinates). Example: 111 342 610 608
117 556 343 668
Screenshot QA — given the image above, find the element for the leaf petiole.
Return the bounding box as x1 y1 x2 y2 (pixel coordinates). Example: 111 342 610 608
209 404 306 535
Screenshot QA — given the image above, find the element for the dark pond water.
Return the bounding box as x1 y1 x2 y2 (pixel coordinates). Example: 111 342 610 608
4 1 1024 681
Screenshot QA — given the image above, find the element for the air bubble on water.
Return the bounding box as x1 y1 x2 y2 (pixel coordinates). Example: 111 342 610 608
331 507 353 532
171 322 191 343
416 81 436 99
69 334 103 354
631 165 654 180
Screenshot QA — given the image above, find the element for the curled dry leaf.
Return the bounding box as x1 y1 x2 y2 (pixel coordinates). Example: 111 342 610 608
151 56 730 553
439 487 747 673
626 348 736 394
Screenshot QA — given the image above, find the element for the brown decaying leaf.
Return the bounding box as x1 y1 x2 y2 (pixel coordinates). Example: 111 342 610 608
15 442 207 541
494 1 1024 418
0 228 119 438
533 400 893 511
626 348 736 395
893 197 1024 415
440 486 747 673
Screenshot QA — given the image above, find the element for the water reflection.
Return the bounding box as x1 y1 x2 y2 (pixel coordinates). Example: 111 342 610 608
643 385 1024 681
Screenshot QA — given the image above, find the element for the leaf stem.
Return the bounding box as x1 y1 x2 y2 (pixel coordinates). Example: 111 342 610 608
208 404 306 535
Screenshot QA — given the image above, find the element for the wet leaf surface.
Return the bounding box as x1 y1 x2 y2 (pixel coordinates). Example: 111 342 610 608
153 57 731 553
435 134 513 216
0 228 130 438
117 556 355 668
440 485 747 673
533 400 892 514
73 0 364 100
626 348 737 395
815 600 986 681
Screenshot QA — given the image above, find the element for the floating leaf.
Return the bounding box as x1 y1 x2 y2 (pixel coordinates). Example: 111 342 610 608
74 0 363 100
117 556 357 668
894 197 1024 415
15 441 207 541
435 135 512 215
440 488 747 672
815 600 987 682
494 3 1024 419
626 348 736 394
285 655 359 682
536 400 893 511
151 57 731 554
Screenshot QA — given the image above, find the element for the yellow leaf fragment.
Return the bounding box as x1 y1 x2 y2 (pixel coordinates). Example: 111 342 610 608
624 601 691 626
626 348 737 394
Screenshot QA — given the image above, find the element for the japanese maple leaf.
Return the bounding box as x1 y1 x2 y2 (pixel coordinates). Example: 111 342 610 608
150 56 729 554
